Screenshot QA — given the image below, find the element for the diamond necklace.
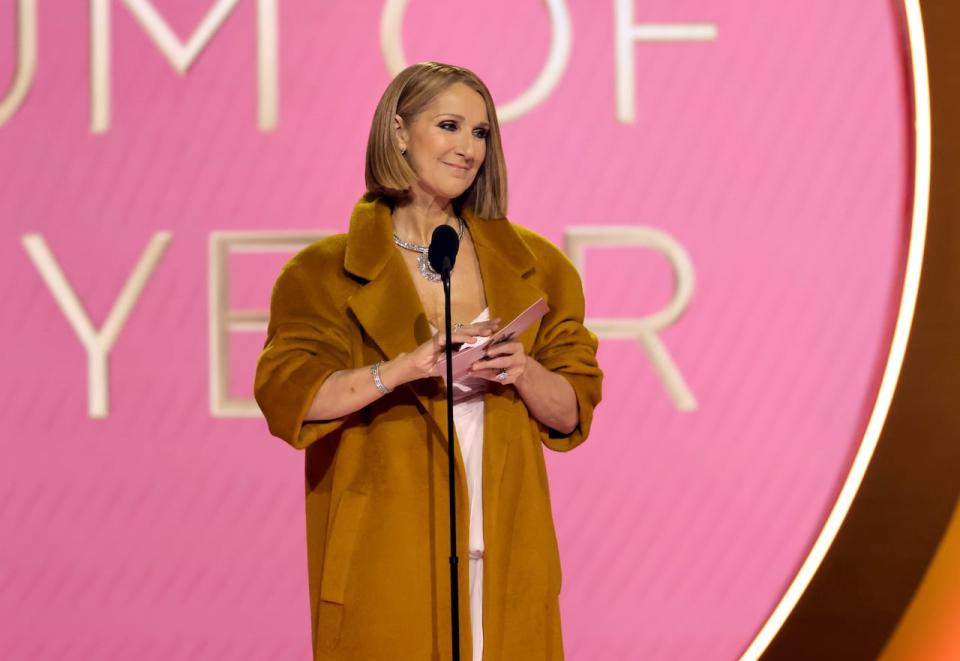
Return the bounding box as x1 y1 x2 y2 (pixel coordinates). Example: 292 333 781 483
393 216 466 282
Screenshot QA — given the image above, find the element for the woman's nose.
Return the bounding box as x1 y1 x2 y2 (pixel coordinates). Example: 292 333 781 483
456 134 474 160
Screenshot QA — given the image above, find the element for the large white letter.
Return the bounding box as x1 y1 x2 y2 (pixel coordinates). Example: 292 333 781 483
209 231 329 417
90 0 278 132
21 232 172 418
380 0 572 123
613 0 717 124
566 226 697 411
0 0 37 126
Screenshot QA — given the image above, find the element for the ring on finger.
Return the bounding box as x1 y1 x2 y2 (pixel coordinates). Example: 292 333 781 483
496 368 508 382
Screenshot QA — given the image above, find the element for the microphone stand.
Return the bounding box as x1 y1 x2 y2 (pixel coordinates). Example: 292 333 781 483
441 256 461 661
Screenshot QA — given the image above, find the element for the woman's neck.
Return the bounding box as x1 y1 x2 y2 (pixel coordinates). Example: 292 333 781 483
392 190 458 245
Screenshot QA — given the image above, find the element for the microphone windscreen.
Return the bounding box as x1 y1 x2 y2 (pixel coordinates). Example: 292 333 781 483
428 224 460 275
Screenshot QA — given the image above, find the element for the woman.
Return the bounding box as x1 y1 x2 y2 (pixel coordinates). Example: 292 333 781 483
255 62 602 660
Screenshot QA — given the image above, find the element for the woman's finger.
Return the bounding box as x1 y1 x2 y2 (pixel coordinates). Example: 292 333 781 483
436 331 484 347
470 367 516 384
431 319 501 347
470 366 503 380
470 355 517 371
456 322 500 337
482 341 524 358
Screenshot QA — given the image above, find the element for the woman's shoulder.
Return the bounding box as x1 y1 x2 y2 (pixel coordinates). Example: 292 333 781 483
504 221 579 280
269 233 356 305
510 222 559 254
282 233 349 277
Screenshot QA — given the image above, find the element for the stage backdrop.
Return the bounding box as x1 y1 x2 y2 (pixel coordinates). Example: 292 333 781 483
0 1 910 659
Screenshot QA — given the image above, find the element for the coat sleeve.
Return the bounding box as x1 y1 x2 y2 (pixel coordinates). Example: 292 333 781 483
531 250 603 452
254 254 353 450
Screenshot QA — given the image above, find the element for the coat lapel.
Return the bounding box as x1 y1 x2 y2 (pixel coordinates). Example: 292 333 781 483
344 198 546 360
465 208 545 356
344 195 432 360
464 209 548 541
344 196 453 443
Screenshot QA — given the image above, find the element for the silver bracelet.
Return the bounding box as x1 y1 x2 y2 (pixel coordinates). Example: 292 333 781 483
370 361 392 395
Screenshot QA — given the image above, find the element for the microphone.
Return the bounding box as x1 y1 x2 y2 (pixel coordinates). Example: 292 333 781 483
428 224 460 280
429 220 463 659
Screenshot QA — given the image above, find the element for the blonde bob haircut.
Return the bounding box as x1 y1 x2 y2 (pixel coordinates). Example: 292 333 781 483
365 62 508 219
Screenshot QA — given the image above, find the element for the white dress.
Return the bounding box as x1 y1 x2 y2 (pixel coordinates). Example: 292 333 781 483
435 307 490 661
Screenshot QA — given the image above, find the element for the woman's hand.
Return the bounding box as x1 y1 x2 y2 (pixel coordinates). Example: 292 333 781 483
468 339 529 386
398 319 501 382
470 340 579 434
304 319 499 421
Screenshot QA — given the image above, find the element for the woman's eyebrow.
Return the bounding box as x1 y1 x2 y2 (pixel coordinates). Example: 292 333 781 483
431 112 490 127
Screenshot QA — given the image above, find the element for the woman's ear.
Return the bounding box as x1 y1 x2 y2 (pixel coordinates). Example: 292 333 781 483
394 114 408 154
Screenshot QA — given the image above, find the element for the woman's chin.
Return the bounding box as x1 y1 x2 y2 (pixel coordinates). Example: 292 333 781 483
417 183 473 204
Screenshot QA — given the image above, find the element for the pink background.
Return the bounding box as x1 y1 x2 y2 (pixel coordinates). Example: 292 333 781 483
0 1 910 659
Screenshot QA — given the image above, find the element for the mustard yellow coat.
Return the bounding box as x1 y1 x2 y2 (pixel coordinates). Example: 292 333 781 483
255 195 603 660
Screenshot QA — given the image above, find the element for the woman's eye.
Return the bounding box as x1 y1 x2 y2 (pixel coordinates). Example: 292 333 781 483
439 121 458 131
473 128 489 139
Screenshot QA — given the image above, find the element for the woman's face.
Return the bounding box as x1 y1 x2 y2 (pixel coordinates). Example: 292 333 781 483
396 82 490 203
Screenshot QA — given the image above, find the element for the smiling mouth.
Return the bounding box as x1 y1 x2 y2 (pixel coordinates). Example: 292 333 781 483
443 162 469 171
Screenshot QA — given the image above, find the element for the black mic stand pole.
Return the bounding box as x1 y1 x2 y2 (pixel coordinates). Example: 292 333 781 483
441 256 461 661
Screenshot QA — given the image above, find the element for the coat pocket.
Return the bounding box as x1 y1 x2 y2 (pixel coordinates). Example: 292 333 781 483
319 489 368 604
316 489 368 653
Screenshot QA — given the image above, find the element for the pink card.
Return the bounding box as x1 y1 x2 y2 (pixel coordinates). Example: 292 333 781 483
436 298 549 381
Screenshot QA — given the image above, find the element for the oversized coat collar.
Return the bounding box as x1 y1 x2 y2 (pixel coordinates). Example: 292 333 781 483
343 194 544 363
